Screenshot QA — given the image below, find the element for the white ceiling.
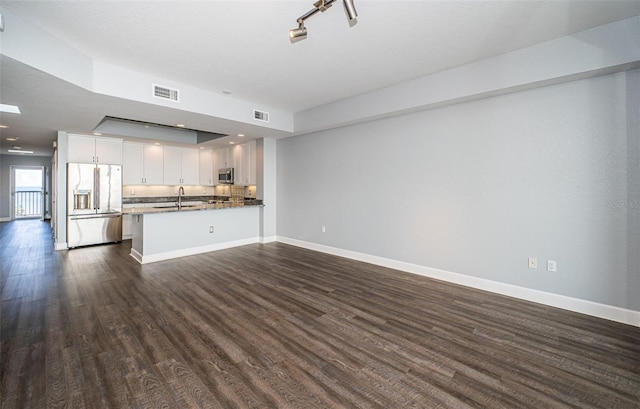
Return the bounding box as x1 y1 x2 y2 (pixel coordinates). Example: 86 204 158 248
1 0 639 156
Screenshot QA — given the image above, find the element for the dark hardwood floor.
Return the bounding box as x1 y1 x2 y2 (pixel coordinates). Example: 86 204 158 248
1 219 639 408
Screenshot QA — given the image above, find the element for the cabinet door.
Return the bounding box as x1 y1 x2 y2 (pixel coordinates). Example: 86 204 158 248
181 148 200 185
122 213 132 239
123 142 144 185
233 141 256 186
95 138 123 164
199 149 214 186
163 146 182 185
247 140 257 185
233 144 246 185
214 147 232 169
143 145 164 185
67 135 96 163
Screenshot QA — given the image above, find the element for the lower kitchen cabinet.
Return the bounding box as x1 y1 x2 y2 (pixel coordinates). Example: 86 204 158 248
122 213 132 239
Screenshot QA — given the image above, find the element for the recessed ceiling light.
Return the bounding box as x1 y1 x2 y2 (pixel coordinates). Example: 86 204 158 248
154 142 161 146
0 104 21 114
5 137 18 141
93 132 102 136
176 123 185 128
199 147 205 150
8 149 33 154
237 134 245 137
0 124 8 129
229 141 236 145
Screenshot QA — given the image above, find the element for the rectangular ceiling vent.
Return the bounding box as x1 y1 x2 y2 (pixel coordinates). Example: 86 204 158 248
253 109 270 123
153 84 180 102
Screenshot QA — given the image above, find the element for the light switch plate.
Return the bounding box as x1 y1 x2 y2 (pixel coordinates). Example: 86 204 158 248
547 260 557 272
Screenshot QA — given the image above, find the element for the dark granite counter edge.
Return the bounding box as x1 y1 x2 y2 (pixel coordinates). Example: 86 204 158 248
123 196 261 205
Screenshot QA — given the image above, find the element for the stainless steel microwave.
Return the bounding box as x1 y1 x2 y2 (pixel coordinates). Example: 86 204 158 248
218 168 234 184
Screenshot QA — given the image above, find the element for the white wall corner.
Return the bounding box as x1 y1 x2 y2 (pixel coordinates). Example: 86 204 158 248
260 236 277 244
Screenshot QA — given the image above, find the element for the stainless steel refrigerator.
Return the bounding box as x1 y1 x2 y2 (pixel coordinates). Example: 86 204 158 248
67 163 122 248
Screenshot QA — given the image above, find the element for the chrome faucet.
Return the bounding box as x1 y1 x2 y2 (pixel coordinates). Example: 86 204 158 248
177 186 185 209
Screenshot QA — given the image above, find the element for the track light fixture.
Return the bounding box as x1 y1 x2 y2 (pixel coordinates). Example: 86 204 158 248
289 0 357 42
289 21 308 41
343 0 357 23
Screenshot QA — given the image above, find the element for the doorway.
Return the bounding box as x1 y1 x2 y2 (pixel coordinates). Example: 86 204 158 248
11 166 45 220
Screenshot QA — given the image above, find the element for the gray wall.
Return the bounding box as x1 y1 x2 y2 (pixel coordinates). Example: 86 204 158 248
277 71 639 311
0 154 52 220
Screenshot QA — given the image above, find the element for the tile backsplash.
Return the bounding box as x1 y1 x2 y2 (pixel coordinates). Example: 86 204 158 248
123 185 256 198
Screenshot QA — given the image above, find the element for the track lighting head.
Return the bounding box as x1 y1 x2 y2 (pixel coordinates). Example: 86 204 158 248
289 22 308 42
343 0 357 23
289 0 357 42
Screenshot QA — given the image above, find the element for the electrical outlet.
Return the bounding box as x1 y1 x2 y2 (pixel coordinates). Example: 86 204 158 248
547 260 557 272
209 226 214 233
528 257 538 269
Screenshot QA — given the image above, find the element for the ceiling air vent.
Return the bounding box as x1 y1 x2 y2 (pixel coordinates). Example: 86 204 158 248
153 84 180 102
253 109 270 123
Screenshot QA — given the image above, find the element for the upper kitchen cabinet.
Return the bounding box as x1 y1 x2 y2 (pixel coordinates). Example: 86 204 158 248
163 146 199 185
233 140 257 186
213 147 233 170
122 142 164 185
199 149 215 186
68 134 123 164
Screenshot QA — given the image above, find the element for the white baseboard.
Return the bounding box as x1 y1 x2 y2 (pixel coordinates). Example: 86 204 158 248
260 235 277 244
0 217 10 222
276 236 640 327
54 241 68 251
131 237 260 264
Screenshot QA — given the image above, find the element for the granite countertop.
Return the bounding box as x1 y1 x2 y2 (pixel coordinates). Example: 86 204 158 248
124 201 263 215
123 195 234 205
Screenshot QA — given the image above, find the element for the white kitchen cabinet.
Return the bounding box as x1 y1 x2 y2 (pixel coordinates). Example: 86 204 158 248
182 149 200 185
122 213 132 239
213 147 233 170
68 134 122 164
233 140 256 186
122 142 164 185
144 145 164 184
123 143 143 185
199 149 215 186
163 146 199 185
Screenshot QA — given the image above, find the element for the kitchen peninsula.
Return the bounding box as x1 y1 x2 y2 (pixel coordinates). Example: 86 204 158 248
127 201 263 264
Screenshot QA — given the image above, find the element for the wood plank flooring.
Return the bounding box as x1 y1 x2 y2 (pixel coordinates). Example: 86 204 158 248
1 219 639 408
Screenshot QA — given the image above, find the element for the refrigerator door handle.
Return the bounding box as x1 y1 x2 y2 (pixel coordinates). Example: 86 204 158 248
94 167 100 210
